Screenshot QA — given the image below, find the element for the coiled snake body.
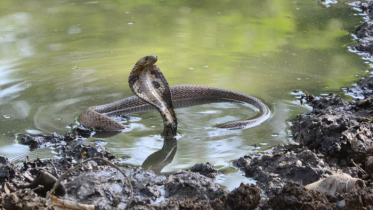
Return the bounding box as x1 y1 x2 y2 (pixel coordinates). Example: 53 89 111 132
80 55 270 137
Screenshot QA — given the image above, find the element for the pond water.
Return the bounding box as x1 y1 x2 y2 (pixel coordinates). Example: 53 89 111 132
0 0 369 189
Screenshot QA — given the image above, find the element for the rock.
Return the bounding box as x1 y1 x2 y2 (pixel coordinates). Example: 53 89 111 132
359 77 373 90
0 156 14 182
165 171 228 200
3 193 22 210
19 134 45 150
305 173 365 196
129 183 259 210
18 131 84 150
191 162 218 178
23 171 66 197
150 199 213 210
354 1 373 56
140 185 161 199
354 21 373 53
226 183 260 210
0 167 10 182
3 189 46 210
267 182 333 210
237 143 333 196
366 156 373 174
65 144 115 161
292 94 373 168
64 168 130 208
0 156 8 165
360 1 373 19
340 187 373 210
235 156 251 168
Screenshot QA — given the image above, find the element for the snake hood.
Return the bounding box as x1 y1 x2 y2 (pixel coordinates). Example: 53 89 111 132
128 55 178 137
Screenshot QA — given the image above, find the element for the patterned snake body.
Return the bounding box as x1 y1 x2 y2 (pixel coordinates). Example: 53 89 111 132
80 56 270 134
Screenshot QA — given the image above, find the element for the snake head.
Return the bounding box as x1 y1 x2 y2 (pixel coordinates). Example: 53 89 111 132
136 55 158 66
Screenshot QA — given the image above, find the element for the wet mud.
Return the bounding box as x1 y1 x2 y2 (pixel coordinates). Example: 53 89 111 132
0 142 261 210
2 1 373 210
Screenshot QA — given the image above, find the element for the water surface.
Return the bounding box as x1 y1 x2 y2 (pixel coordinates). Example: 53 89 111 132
0 0 369 189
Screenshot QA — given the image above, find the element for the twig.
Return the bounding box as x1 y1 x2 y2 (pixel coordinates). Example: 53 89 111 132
32 185 44 192
4 182 10 194
49 160 59 177
351 159 367 174
45 158 133 209
48 195 95 210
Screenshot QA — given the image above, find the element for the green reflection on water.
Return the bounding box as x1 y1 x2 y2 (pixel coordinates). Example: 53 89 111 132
0 0 369 187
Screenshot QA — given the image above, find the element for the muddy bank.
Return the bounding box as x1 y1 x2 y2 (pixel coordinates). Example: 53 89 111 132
0 141 263 210
1 140 372 209
235 82 373 209
355 1 373 54
236 81 373 194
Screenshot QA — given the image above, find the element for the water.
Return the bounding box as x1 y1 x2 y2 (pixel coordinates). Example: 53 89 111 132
0 0 369 189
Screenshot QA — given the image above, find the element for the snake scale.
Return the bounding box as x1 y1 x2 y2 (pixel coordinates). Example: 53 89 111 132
80 55 270 137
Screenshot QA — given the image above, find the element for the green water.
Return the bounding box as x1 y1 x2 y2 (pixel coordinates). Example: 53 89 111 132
0 0 369 189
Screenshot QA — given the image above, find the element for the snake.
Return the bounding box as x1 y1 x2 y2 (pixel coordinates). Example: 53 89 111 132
80 55 270 137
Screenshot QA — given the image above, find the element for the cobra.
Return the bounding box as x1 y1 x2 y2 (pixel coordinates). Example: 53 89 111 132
80 55 270 137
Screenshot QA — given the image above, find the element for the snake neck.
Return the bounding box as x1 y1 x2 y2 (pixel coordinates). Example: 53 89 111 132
128 56 178 138
161 110 178 137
